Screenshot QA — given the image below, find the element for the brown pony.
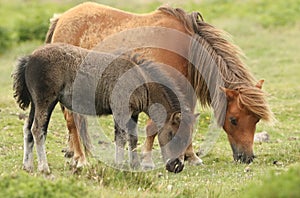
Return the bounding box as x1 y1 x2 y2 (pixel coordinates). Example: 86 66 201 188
45 2 274 168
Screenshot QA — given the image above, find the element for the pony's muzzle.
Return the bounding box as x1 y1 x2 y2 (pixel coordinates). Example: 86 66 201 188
233 152 255 164
231 144 255 164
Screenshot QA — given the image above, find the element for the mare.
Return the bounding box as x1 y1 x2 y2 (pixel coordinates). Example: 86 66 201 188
13 43 198 173
45 3 274 168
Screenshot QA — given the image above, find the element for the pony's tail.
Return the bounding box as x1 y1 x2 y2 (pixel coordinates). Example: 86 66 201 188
12 56 31 110
77 114 93 156
45 13 60 43
60 105 93 156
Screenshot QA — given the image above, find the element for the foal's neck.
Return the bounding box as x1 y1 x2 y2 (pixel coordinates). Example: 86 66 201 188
146 83 181 114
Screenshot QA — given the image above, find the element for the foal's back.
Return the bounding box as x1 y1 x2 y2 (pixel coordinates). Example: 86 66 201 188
26 43 148 116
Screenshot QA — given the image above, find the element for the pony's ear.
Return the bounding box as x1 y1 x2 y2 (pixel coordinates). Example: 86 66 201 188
255 79 264 89
171 112 181 125
219 87 238 100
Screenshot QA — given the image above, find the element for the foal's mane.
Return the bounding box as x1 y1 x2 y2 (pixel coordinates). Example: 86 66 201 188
127 54 195 125
159 6 274 125
129 54 186 112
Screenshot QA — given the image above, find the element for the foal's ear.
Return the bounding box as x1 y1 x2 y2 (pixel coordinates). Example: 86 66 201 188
255 79 264 89
219 87 238 100
171 112 181 125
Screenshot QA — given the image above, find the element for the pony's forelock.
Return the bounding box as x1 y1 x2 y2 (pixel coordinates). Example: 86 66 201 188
237 87 275 124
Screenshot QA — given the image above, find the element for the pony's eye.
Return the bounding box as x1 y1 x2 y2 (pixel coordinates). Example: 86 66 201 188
230 117 238 126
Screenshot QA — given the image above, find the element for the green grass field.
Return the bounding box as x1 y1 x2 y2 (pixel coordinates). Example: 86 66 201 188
0 0 299 197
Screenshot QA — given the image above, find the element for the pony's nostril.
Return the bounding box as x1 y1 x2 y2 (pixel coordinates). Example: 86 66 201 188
237 153 243 161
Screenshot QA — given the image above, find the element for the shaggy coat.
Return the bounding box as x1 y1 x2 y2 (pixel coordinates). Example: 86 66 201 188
45 3 274 165
13 43 196 173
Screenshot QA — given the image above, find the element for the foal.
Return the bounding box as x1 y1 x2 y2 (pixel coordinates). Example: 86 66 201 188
13 43 197 173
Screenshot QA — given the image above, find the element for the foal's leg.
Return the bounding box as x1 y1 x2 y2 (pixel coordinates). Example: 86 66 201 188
141 120 157 169
32 101 57 174
23 105 35 172
127 115 139 169
114 120 127 166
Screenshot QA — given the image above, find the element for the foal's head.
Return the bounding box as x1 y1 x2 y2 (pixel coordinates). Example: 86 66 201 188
157 111 198 172
221 80 273 163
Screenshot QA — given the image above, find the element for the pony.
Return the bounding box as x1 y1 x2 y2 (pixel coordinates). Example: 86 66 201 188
12 43 198 173
45 2 274 168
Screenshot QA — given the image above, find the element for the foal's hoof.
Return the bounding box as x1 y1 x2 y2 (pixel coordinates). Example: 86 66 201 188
130 160 141 170
22 164 34 173
38 164 51 175
166 158 184 173
141 161 155 170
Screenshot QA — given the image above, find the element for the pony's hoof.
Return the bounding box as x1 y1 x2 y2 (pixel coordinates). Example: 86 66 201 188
72 166 83 175
74 156 88 169
166 158 184 173
76 160 88 169
187 156 203 166
63 150 74 158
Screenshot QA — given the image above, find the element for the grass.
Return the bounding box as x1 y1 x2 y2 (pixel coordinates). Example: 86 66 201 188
0 0 299 197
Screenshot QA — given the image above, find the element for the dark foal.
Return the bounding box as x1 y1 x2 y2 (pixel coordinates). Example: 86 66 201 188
13 43 197 173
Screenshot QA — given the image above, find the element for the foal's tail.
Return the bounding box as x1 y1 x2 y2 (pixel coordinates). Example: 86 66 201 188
12 56 31 110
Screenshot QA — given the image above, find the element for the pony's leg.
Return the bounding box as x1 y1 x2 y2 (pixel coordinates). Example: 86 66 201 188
32 101 56 174
127 115 139 169
184 143 203 165
62 106 87 168
114 120 127 166
23 104 35 172
141 120 157 169
61 105 74 158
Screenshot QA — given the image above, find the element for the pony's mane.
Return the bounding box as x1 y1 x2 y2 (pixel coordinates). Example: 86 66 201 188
158 6 274 124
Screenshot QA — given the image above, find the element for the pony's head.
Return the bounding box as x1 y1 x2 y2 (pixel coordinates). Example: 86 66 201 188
157 111 198 173
220 80 273 163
